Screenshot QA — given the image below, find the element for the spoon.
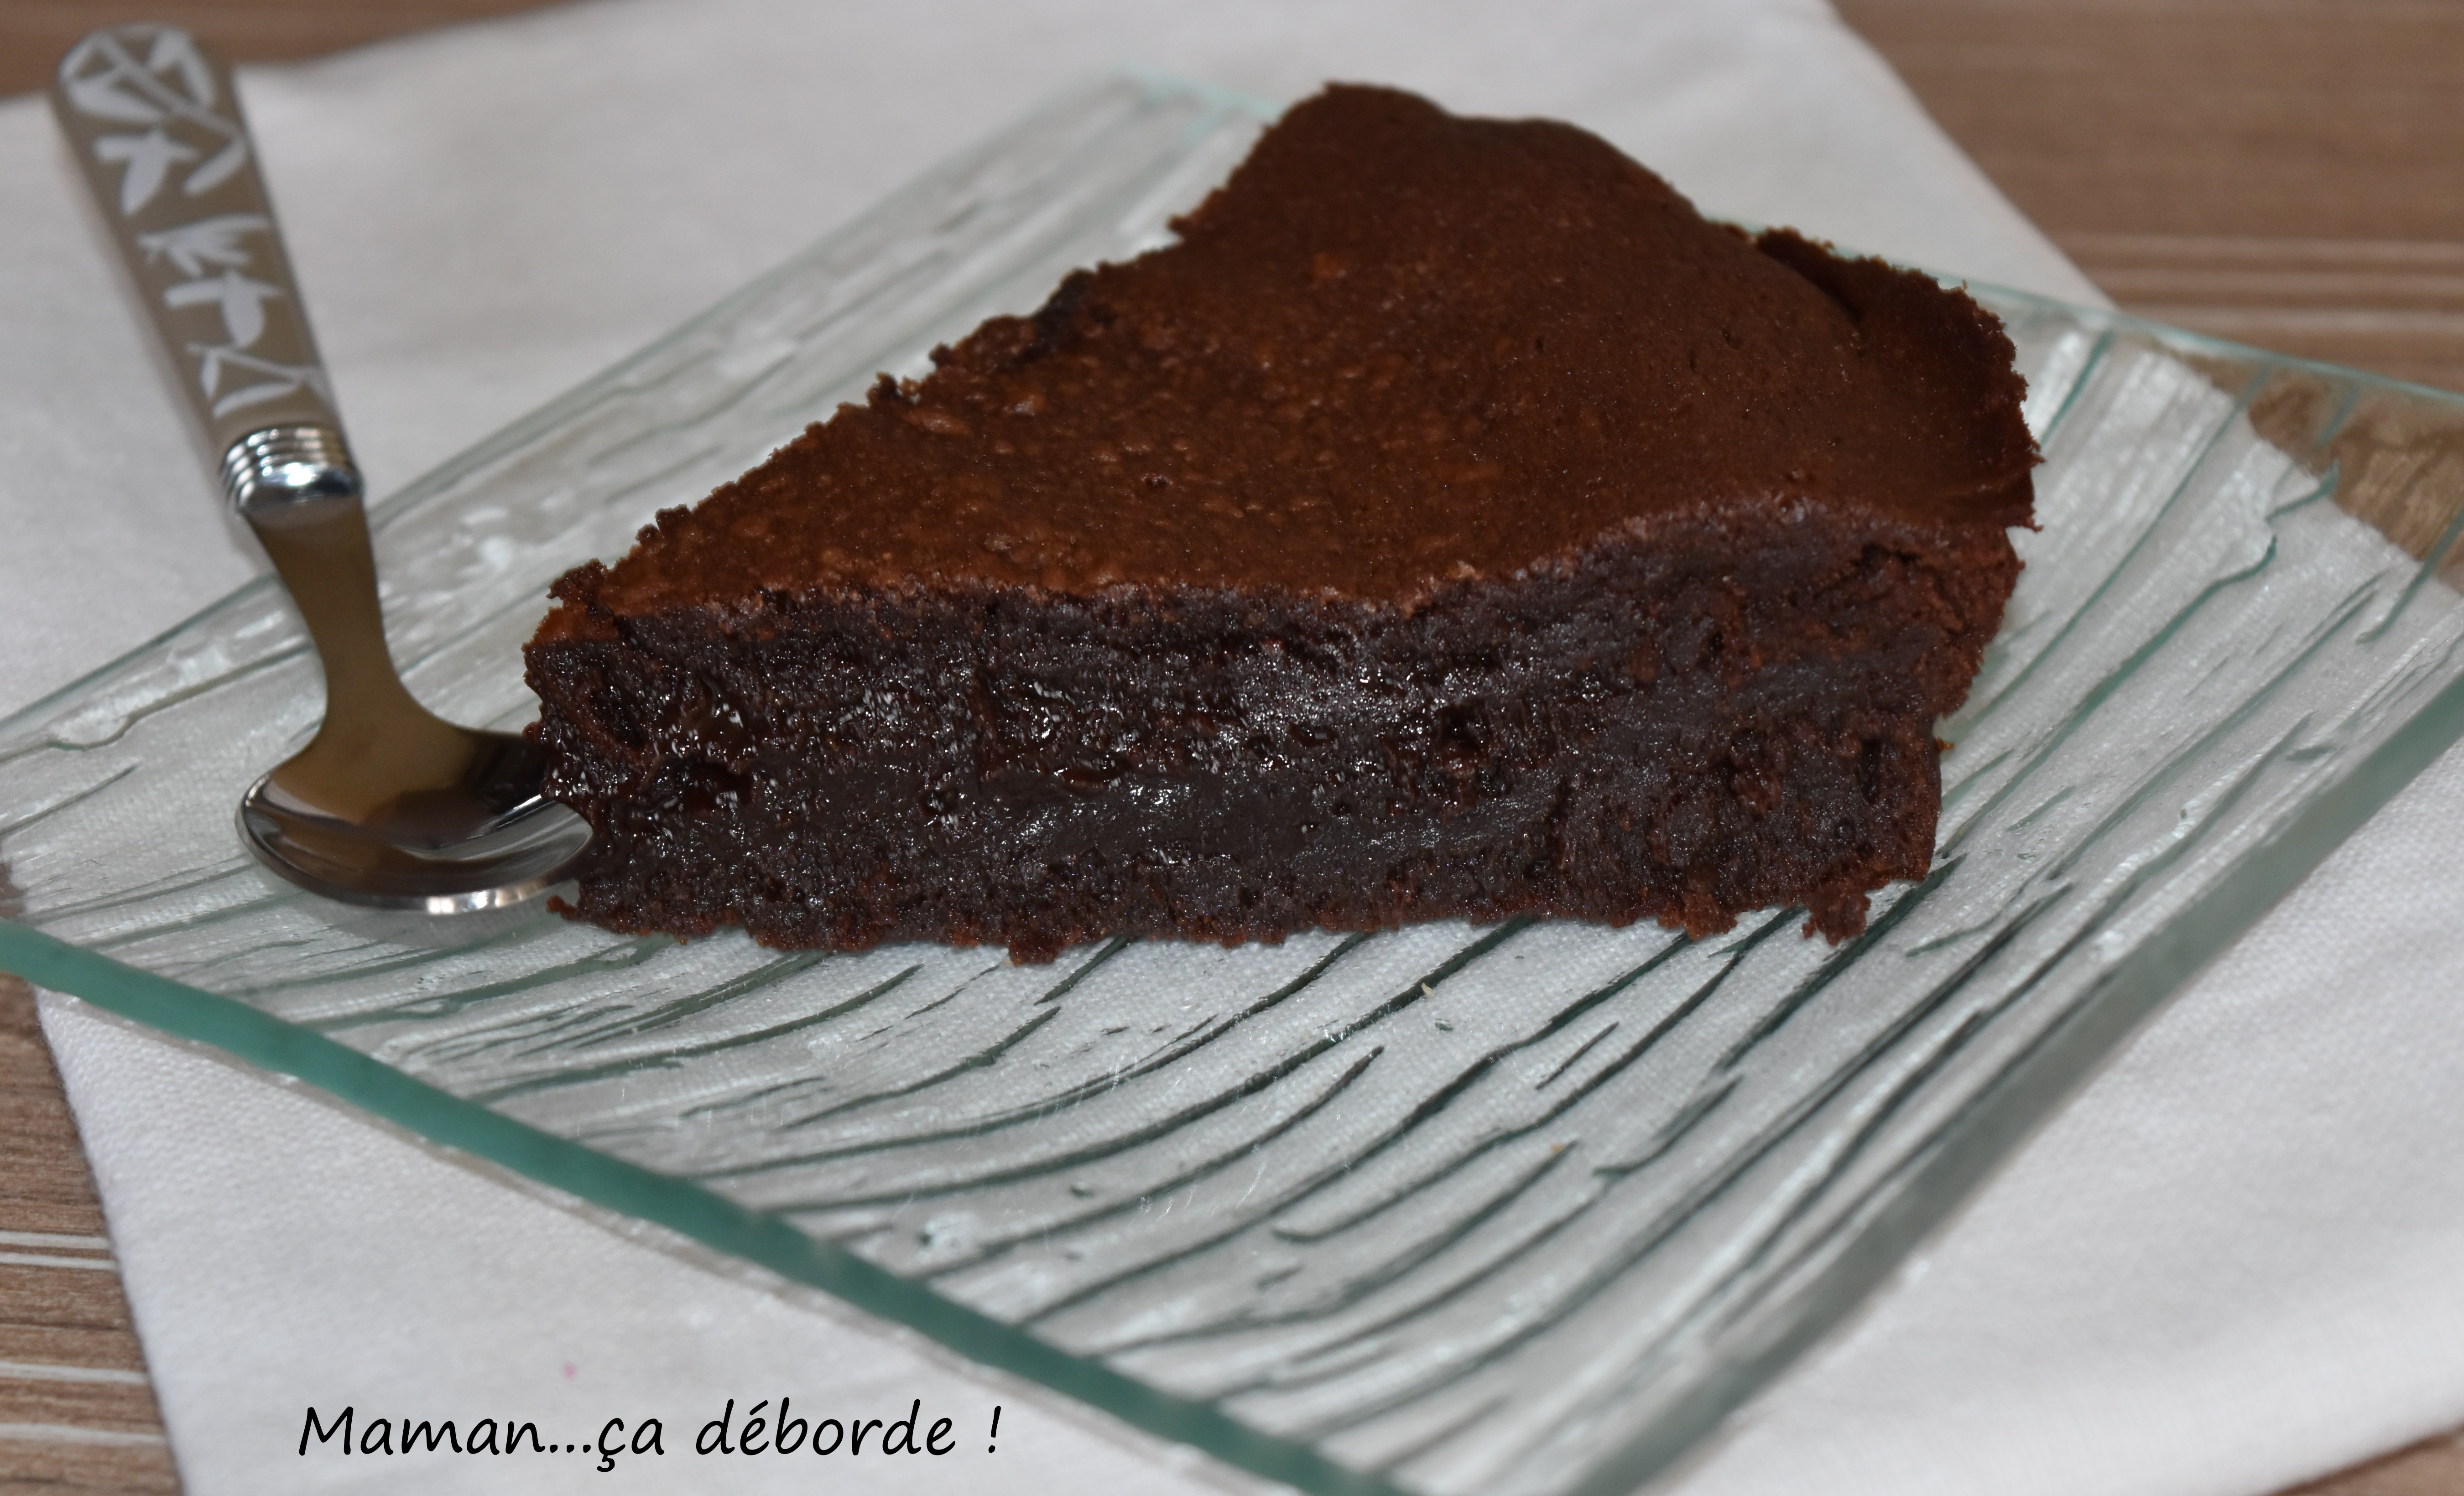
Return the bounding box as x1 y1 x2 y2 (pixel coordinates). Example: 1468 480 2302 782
52 24 591 912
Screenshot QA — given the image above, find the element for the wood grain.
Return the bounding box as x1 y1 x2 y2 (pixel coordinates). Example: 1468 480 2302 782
0 973 180 1495
0 0 553 95
6 2 2464 1493
1837 0 2464 393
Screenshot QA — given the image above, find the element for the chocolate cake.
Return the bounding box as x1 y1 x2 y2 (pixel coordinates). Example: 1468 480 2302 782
525 84 2036 962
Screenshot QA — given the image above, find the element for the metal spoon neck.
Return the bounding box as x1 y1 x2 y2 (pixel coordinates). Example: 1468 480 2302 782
223 424 362 514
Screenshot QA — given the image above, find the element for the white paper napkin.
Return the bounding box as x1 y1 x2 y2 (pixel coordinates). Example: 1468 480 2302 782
5 2 2462 1493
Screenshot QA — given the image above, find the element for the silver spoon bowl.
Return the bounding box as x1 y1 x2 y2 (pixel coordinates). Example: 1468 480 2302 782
239 732 587 915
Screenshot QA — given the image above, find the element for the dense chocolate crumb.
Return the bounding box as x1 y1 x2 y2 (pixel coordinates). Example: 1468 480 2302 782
526 83 2035 960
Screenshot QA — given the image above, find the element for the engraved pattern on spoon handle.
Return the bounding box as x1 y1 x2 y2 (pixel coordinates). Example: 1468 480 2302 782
49 25 359 510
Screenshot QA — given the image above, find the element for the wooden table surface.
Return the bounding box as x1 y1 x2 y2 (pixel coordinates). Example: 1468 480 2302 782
5 2 2463 1492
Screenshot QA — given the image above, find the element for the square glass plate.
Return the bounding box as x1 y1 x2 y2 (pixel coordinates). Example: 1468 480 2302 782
8 74 2464 1496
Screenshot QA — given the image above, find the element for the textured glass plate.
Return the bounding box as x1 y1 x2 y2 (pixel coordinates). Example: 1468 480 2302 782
8 74 2464 1496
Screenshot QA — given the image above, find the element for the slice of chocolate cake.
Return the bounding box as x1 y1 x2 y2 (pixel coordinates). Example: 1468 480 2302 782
525 84 2036 961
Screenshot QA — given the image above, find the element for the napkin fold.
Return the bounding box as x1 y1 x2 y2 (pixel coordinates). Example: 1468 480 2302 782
6 1 2461 1493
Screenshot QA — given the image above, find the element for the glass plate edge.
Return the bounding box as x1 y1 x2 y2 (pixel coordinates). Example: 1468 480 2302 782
1558 661 2464 1495
0 923 1398 1496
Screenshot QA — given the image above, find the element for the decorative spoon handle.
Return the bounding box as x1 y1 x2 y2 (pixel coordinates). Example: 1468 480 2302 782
48 25 590 911
50 24 359 513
